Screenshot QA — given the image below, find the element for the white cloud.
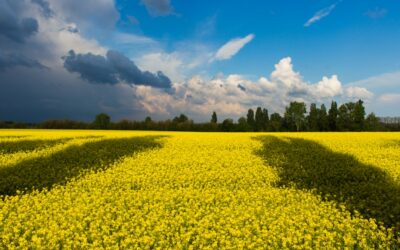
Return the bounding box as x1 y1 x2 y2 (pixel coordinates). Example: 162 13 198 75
348 71 400 90
114 33 157 45
304 3 338 27
213 34 254 61
346 71 400 116
134 56 375 121
270 57 302 89
137 52 184 82
377 93 400 103
136 42 214 82
345 86 374 100
313 75 343 98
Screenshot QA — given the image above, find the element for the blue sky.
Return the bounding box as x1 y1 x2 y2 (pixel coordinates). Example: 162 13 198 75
0 0 399 122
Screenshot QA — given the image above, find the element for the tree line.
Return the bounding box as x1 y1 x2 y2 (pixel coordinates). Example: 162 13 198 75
1 100 399 131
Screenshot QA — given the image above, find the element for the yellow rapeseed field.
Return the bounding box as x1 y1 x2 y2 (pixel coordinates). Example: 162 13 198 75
0 129 399 249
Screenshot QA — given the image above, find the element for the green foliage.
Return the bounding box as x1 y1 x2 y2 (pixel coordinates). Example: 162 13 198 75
211 111 218 123
337 100 366 131
255 107 264 132
236 117 250 131
246 109 255 131
354 100 366 131
269 113 282 131
221 118 234 132
328 101 338 131
173 114 189 123
284 102 307 131
318 104 329 131
262 108 269 131
93 113 111 129
308 103 319 131
365 113 381 131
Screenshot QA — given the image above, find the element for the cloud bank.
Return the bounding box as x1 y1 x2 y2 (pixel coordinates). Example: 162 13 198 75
133 57 373 120
0 52 47 70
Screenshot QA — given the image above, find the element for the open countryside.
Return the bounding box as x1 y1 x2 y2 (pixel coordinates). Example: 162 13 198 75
1 0 400 249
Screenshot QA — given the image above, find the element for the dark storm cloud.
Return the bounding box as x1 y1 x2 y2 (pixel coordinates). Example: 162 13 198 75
63 50 172 88
0 1 39 43
0 67 146 123
0 52 47 71
141 0 174 17
63 50 118 84
31 0 53 18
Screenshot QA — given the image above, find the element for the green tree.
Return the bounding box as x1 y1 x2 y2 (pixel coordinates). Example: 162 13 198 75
221 119 234 132
328 101 338 131
211 111 218 123
284 102 307 131
237 117 250 131
93 113 110 129
246 109 255 131
144 116 154 130
354 99 366 131
365 112 381 131
262 108 269 131
337 104 351 131
269 112 282 132
255 107 264 132
173 114 189 123
308 103 319 131
318 104 329 131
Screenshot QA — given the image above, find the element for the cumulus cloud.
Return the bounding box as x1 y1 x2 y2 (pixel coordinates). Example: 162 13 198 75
0 52 47 71
133 57 372 121
213 34 255 61
0 1 39 43
304 2 338 27
63 50 172 88
313 75 342 98
141 0 174 17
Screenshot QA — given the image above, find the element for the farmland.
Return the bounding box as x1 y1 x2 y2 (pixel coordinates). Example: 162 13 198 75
0 130 399 249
